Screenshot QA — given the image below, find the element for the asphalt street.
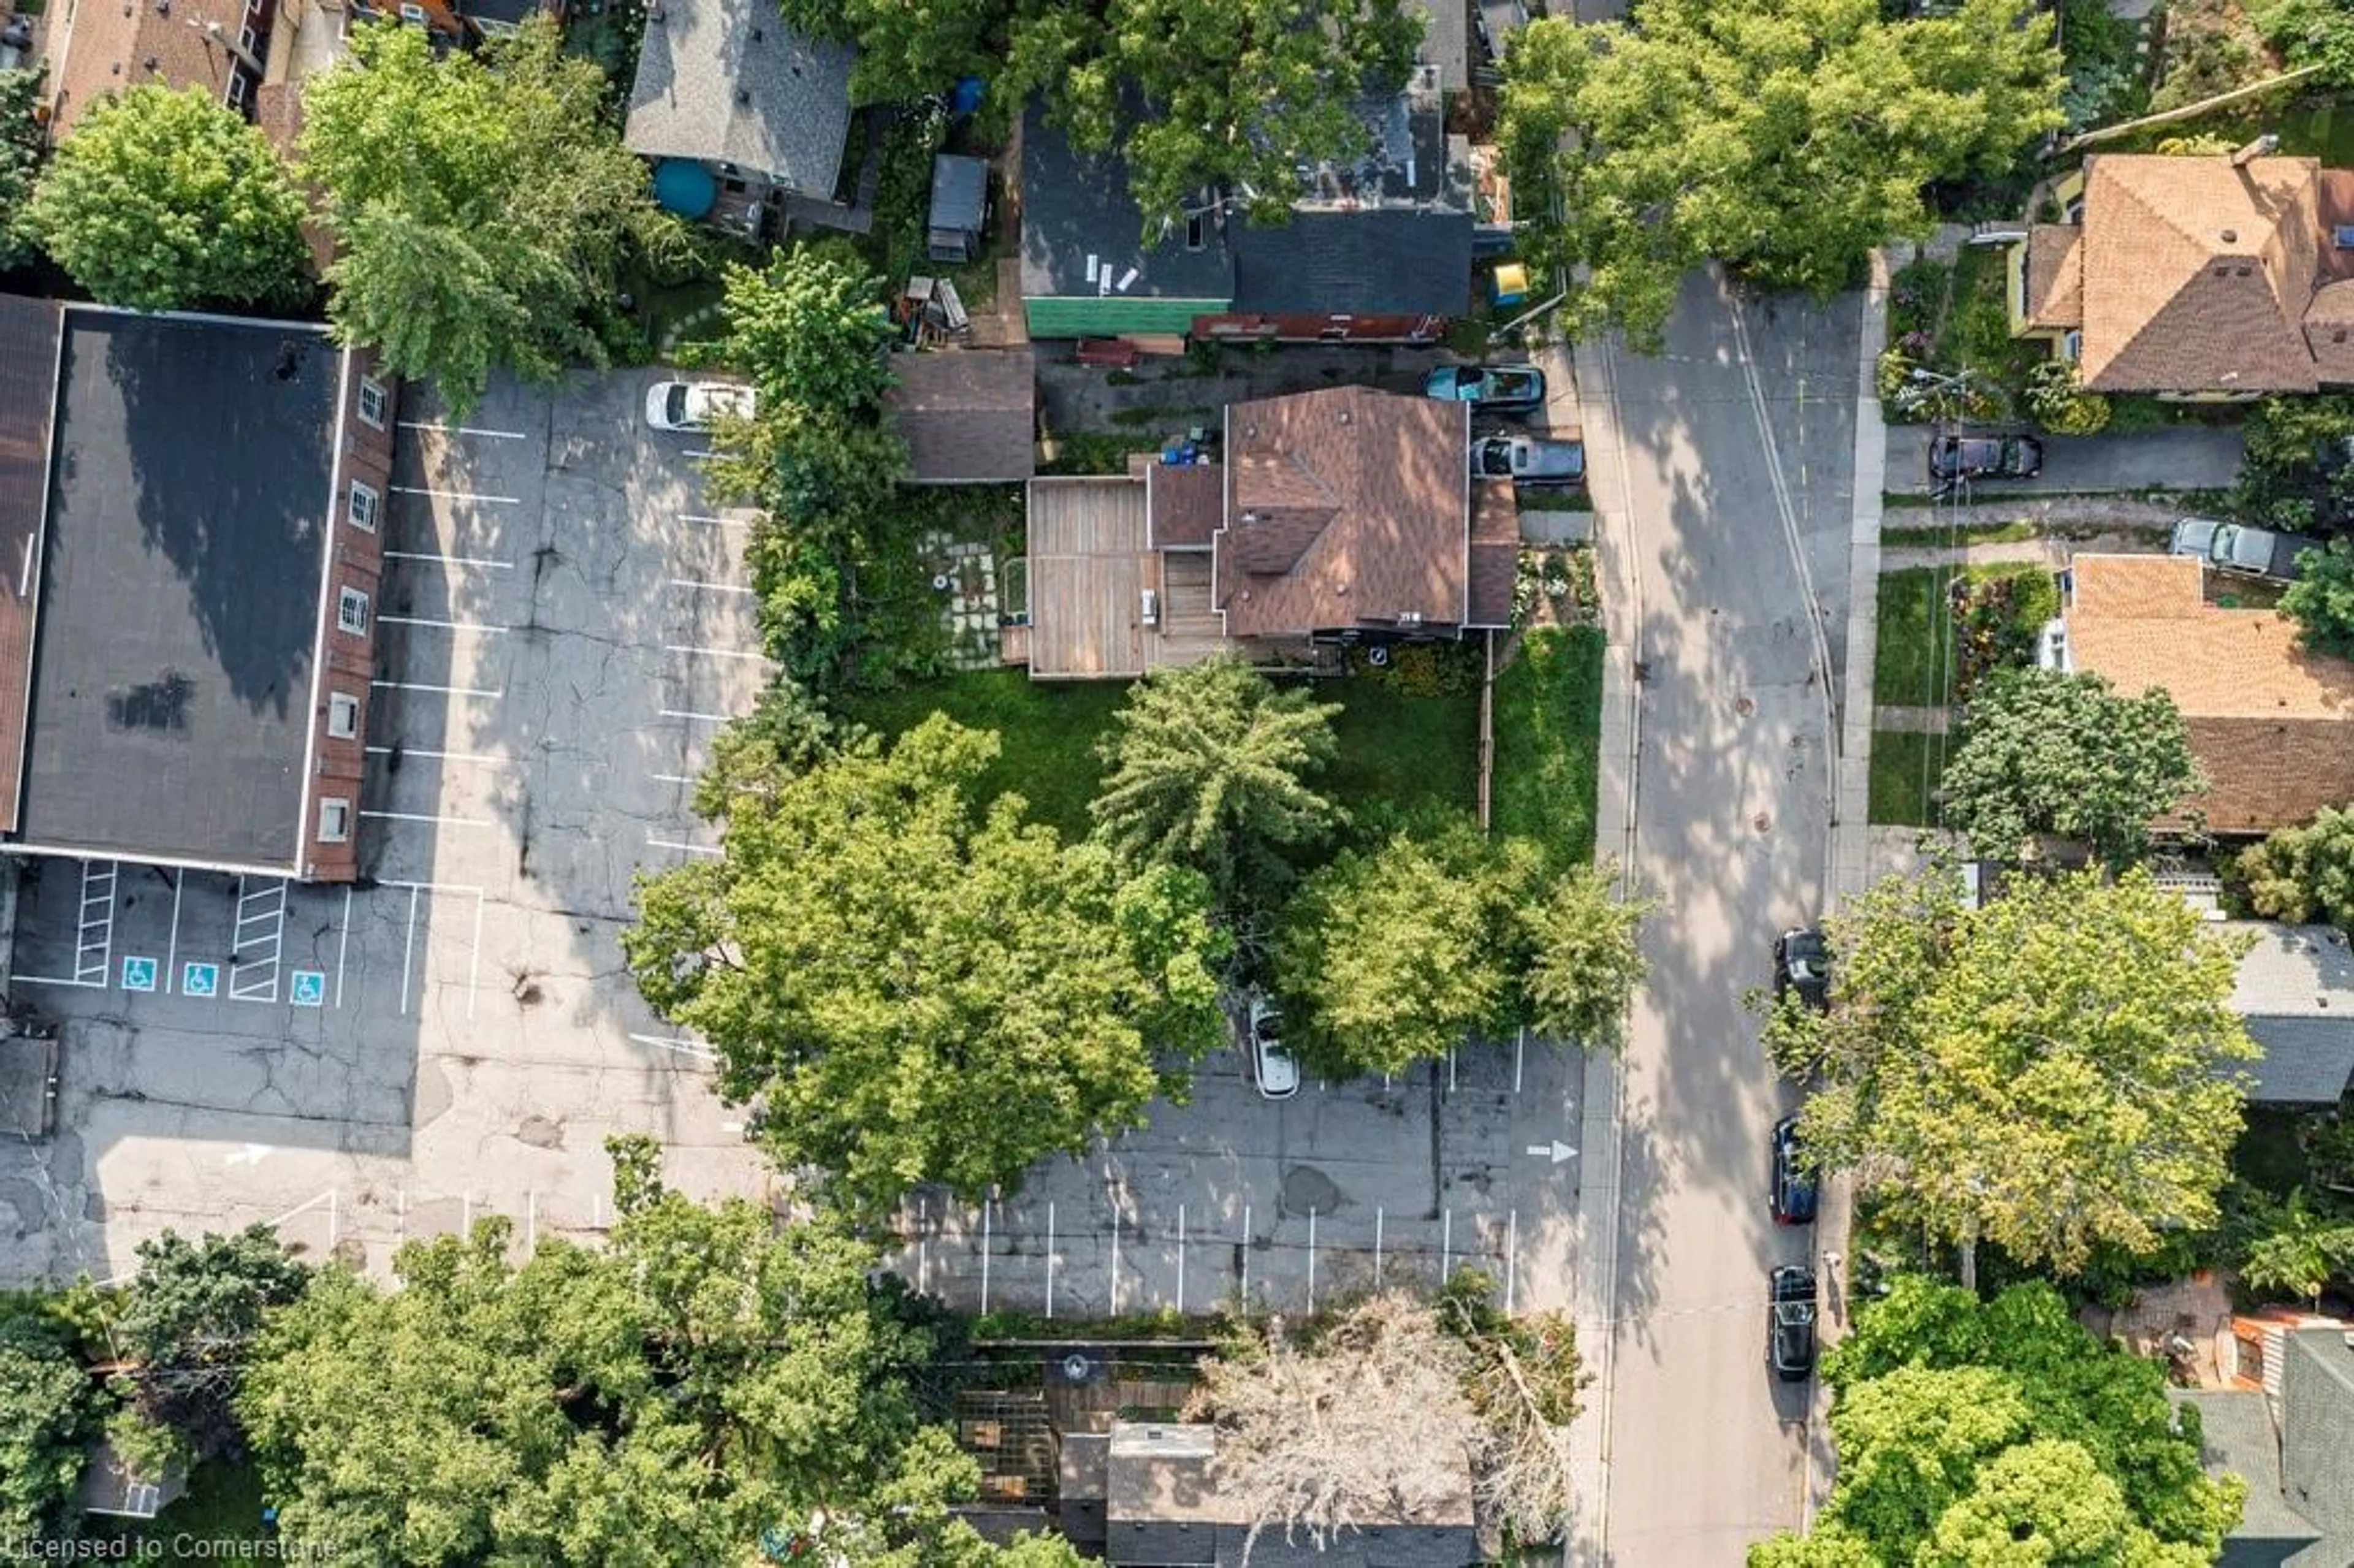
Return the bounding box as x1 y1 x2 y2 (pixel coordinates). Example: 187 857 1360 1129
1586 270 1860 1564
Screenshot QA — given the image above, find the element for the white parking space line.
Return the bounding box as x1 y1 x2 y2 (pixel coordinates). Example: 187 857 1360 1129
658 708 733 723
166 872 183 995
668 578 756 595
684 449 720 461
629 1032 720 1062
371 679 501 699
336 887 351 1010
365 744 503 765
230 877 286 1003
360 810 493 828
650 772 696 785
384 550 514 571
647 836 723 857
75 859 117 986
392 485 521 505
663 644 772 663
379 616 509 634
678 514 755 527
398 421 528 440
379 880 486 1022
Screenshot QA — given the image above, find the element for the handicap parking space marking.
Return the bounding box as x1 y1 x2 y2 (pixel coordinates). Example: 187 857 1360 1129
290 970 327 1008
181 961 219 999
121 956 158 992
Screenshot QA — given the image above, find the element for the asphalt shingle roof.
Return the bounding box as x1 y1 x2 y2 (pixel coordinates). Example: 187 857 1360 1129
1018 99 1236 305
625 0 853 196
2239 1016 2354 1106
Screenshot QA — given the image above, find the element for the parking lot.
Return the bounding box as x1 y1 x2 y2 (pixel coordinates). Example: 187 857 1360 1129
0 370 779 1284
0 365 1590 1314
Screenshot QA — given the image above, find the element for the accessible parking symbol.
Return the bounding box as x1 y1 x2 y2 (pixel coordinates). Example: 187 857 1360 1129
290 970 326 1008
181 961 219 999
121 956 158 992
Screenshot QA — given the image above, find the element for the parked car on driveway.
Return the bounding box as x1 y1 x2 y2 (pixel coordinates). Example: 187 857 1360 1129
1929 433 2043 492
1425 364 1547 414
1770 1265 1818 1382
1771 1116 1818 1226
2170 514 2323 582
1247 994 1298 1100
1772 927 1829 1011
1472 434 1585 488
645 380 756 433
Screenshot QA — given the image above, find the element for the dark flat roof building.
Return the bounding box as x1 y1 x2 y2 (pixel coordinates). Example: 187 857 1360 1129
0 300 392 883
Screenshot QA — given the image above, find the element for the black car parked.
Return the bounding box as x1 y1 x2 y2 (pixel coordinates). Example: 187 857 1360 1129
1773 927 1830 1011
1770 1265 1818 1382
1771 1115 1818 1226
1929 433 2044 493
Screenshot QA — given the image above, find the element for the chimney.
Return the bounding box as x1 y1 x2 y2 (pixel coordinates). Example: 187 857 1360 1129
2230 133 2280 168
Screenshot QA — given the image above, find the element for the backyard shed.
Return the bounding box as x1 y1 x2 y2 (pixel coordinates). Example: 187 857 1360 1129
929 154 991 264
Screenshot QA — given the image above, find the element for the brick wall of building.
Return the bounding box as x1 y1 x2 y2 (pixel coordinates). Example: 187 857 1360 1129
297 348 395 883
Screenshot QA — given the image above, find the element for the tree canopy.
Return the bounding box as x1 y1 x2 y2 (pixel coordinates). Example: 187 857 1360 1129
1498 0 2065 347
717 244 897 413
300 18 674 413
2236 804 2354 929
786 0 1420 229
113 1225 309 1466
1766 866 2254 1282
1939 668 2203 866
0 1299 96 1545
623 716 1227 1216
240 1140 1083 1567
1276 824 1650 1075
1090 655 1344 912
0 67 44 273
25 84 309 311
1748 1276 2242 1566
2281 535 2354 660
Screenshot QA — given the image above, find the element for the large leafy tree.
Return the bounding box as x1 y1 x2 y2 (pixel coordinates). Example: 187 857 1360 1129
2236 804 2354 929
1940 668 2203 866
1767 866 2254 1285
1751 1277 2242 1566
1090 655 1344 910
114 1226 308 1465
1518 861 1651 1048
239 1144 1079 1565
2282 535 2354 659
1499 0 2065 347
1275 822 1525 1076
0 67 43 272
0 1300 97 1545
718 244 896 412
624 716 1227 1216
25 84 308 311
300 18 674 413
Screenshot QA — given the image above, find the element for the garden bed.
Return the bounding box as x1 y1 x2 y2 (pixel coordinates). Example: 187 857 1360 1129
1872 563 2057 708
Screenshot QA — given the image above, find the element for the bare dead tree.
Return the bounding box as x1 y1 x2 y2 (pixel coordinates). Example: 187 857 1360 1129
1185 1295 1485 1558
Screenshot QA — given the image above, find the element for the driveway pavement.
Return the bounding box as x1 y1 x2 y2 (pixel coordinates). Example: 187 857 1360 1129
1575 270 1860 1564
1884 422 2244 496
0 370 772 1285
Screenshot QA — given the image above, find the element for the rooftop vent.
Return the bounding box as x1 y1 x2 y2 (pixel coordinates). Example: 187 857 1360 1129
734 88 752 105
2220 229 2238 245
749 24 762 40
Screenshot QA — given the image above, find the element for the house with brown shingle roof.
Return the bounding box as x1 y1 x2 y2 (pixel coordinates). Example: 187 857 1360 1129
2008 153 2354 396
2055 552 2354 835
40 0 276 140
1011 385 1513 680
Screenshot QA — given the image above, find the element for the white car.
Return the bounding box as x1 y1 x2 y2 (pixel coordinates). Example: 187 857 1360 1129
644 380 755 433
1247 995 1299 1100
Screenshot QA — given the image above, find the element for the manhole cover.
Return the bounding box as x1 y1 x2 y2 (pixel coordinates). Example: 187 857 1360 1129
1753 813 1773 834
1735 696 1756 717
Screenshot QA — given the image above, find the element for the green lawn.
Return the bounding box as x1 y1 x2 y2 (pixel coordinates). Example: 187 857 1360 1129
839 666 1480 843
1874 566 1956 708
1491 626 1606 868
1867 729 1948 828
1320 677 1482 827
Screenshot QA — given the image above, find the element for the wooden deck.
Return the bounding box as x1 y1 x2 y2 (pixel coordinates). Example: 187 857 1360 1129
1020 478 1232 679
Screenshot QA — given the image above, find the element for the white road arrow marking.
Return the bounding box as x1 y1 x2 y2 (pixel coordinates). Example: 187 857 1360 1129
1525 1140 1579 1165
223 1143 271 1168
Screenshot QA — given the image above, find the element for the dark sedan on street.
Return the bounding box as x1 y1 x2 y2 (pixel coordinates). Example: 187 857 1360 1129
1773 927 1830 1011
1770 1265 1818 1382
1771 1115 1818 1226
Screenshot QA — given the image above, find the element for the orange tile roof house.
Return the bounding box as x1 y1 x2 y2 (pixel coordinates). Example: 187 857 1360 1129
1011 385 1514 680
2055 553 2354 835
2008 152 2354 395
